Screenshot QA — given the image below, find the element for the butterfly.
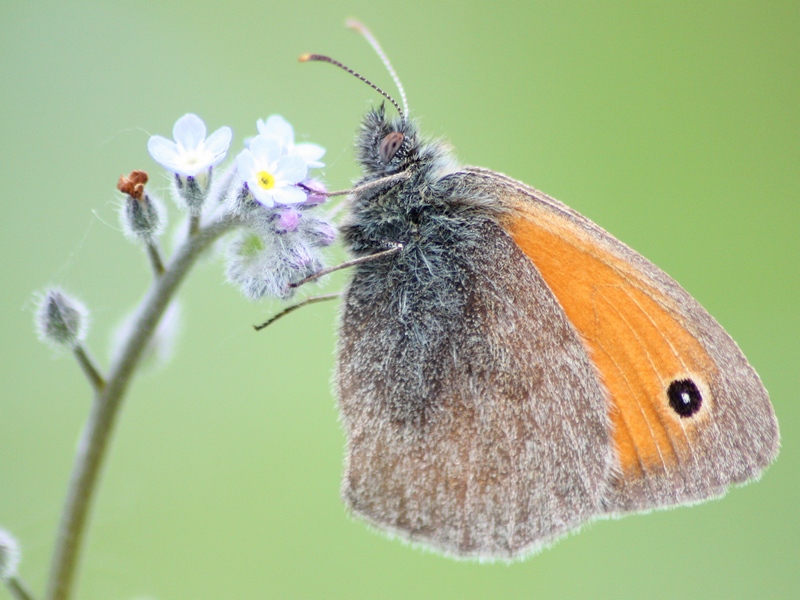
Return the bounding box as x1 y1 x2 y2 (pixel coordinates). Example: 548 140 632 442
297 22 779 560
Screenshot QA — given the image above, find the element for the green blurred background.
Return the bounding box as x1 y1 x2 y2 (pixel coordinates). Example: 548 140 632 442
1 1 798 598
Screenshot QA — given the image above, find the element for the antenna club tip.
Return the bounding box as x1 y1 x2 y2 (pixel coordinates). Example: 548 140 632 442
345 18 366 32
298 53 314 63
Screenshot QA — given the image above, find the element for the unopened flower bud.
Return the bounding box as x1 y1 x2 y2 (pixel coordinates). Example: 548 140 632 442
226 230 322 300
300 217 337 247
35 288 89 348
118 171 165 243
173 173 209 213
301 179 328 206
276 208 301 233
0 528 20 581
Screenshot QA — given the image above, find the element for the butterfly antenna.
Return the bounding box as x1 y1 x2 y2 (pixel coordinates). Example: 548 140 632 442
299 53 405 122
345 19 409 119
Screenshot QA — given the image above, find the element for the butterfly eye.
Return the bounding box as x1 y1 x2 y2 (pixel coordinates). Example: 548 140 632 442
379 131 405 164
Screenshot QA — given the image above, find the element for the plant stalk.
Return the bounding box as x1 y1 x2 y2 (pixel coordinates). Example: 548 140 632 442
45 216 237 600
146 242 166 277
72 345 105 393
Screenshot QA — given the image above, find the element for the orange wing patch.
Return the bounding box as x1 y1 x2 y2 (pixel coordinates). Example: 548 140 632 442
506 207 716 477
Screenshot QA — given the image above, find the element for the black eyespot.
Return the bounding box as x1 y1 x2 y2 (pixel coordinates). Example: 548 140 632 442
667 379 703 417
379 131 404 164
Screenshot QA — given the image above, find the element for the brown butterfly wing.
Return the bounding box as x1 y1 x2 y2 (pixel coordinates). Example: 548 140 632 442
461 167 779 512
337 216 613 559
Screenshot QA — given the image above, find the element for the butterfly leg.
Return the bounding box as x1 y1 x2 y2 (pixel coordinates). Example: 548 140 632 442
254 292 341 331
289 243 403 289
299 170 411 198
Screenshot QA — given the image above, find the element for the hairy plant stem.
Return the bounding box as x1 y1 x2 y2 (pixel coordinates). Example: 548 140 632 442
5 577 36 600
72 345 105 393
188 214 201 237
46 215 238 600
146 242 166 277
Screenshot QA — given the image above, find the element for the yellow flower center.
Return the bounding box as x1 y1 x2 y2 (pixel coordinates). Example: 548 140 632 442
256 170 275 190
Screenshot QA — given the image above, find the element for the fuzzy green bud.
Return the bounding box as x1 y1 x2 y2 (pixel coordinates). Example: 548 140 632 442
226 228 322 300
35 288 89 348
173 172 210 214
118 171 165 242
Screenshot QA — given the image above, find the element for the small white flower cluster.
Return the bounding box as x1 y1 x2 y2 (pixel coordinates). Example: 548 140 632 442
146 113 336 300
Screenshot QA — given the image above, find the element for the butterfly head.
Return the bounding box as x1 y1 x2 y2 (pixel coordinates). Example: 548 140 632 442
300 29 456 185
356 104 417 177
356 104 457 183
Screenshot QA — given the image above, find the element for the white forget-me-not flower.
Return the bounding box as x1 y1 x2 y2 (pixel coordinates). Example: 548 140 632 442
256 115 325 168
236 136 308 207
148 114 232 212
148 113 232 177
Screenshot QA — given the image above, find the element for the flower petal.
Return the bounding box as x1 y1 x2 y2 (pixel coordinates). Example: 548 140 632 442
250 135 283 167
205 126 233 160
172 113 207 150
257 115 294 146
147 135 182 171
249 183 276 207
236 148 256 181
294 142 326 167
271 185 307 206
276 155 307 184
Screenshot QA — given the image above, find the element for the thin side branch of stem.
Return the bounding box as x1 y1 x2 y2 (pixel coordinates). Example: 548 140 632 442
72 345 105 393
146 242 165 277
46 216 238 600
254 292 341 331
289 244 402 289
5 577 36 600
188 214 200 237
